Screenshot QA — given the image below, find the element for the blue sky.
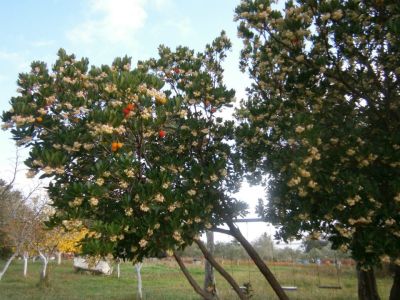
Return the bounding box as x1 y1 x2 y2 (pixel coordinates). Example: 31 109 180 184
0 0 275 242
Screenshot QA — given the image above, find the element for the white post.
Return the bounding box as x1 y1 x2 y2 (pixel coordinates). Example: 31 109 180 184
0 253 17 280
117 262 120 278
38 251 48 279
23 251 29 277
135 263 143 299
57 252 62 265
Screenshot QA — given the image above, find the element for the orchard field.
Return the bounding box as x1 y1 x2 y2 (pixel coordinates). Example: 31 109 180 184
0 258 392 300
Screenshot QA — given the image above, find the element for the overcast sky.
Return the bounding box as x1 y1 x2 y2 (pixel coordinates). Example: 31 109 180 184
0 0 283 243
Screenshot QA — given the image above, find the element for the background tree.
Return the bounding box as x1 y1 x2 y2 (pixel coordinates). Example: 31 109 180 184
215 240 248 260
0 179 18 260
235 1 400 299
0 153 22 260
0 187 40 280
302 239 329 254
0 151 44 279
55 226 88 264
253 233 274 261
27 201 83 285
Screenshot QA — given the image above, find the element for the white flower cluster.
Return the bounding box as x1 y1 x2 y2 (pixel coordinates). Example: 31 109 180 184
43 166 65 175
11 115 35 126
153 193 165 203
147 87 166 104
88 123 126 136
69 197 83 207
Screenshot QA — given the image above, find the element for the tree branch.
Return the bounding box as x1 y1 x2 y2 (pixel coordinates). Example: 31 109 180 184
195 239 248 300
211 227 232 235
173 251 214 300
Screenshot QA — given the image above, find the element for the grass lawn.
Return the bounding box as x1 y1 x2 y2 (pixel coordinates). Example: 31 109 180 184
0 258 392 299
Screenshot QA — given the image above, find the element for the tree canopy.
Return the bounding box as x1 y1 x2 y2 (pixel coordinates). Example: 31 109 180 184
235 0 400 270
2 33 246 263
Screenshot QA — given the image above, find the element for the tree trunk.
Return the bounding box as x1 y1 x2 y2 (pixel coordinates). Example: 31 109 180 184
390 264 400 300
37 251 50 288
225 220 289 300
38 251 48 280
204 231 217 298
117 262 120 278
23 251 29 277
195 239 248 300
357 264 380 300
56 252 62 265
135 263 143 299
173 251 214 300
0 252 17 280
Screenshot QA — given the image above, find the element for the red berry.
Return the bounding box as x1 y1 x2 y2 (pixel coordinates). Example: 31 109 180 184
123 108 130 117
158 130 166 138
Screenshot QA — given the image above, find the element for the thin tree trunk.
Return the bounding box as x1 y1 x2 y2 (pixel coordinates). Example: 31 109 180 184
195 239 248 300
225 220 289 300
0 252 17 280
357 264 380 300
117 262 120 278
23 251 29 277
390 264 400 300
173 251 214 300
36 251 51 288
135 263 143 299
38 251 48 280
56 252 62 265
204 231 217 297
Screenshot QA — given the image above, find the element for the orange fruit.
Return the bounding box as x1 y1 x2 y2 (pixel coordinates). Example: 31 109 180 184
111 142 119 152
126 103 135 111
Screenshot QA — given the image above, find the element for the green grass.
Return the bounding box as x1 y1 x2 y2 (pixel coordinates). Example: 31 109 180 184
0 259 392 299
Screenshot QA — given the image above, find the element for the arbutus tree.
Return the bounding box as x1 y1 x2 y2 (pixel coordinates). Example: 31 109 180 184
235 1 400 300
2 35 256 300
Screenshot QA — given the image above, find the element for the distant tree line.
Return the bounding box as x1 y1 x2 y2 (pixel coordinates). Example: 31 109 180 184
182 233 350 262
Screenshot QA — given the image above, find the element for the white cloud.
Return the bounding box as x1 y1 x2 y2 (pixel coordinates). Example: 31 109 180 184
0 50 30 72
151 0 171 11
165 17 192 37
148 16 193 45
31 40 55 48
0 50 22 61
67 0 147 44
